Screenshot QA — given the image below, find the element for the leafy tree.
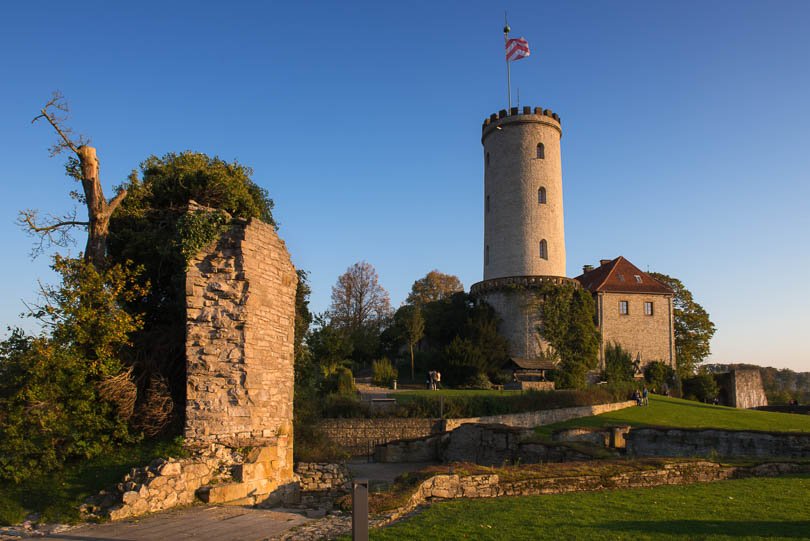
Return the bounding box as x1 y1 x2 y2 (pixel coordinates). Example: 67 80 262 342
644 361 676 393
329 261 392 331
682 373 719 403
22 92 128 268
307 315 353 379
0 257 145 482
406 270 464 306
649 272 716 379
399 305 424 380
294 269 315 386
327 261 392 365
604 342 636 383
107 151 275 401
538 285 600 389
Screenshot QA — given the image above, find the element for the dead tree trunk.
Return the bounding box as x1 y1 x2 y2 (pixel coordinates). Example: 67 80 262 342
27 93 127 269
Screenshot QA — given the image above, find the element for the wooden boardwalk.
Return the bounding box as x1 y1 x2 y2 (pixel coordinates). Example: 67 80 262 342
41 506 310 541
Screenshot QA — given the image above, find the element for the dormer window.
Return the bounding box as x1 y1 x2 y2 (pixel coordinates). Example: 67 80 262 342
536 143 545 159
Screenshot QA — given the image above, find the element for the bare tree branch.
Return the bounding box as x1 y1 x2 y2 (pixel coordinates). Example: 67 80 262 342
17 208 87 258
106 188 128 217
30 91 88 156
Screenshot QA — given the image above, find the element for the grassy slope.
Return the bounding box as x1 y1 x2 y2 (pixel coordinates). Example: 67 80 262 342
536 394 810 436
0 437 186 526
365 474 810 540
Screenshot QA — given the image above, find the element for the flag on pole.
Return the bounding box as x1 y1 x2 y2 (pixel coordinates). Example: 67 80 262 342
505 37 530 62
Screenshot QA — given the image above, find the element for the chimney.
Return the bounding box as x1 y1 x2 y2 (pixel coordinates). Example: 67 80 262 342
582 264 594 273
599 259 612 266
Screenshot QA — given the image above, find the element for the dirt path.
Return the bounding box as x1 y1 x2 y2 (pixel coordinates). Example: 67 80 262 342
38 505 310 541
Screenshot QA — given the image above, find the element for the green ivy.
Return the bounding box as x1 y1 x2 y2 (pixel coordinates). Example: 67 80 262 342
175 210 229 263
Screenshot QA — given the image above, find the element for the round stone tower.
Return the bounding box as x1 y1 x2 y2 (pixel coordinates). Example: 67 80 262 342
471 106 579 360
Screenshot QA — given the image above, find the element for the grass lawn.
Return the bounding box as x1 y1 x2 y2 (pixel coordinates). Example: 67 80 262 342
536 394 810 436
0 437 186 526
365 474 810 540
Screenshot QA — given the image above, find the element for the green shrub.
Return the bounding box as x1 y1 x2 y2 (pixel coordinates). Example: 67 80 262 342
682 373 719 403
604 342 636 382
0 258 144 483
372 357 398 387
644 361 676 393
335 366 356 396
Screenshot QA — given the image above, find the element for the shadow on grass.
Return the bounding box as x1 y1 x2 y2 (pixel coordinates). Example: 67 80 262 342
598 519 810 538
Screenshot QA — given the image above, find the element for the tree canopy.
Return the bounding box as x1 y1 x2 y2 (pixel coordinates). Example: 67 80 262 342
406 270 464 306
650 272 716 379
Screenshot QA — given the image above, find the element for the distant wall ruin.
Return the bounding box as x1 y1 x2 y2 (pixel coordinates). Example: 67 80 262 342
717 369 768 409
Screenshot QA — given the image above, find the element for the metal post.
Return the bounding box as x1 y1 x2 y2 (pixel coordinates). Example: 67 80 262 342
504 15 511 110
352 479 369 541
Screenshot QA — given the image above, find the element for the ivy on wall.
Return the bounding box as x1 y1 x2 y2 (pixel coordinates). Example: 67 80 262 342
175 210 230 264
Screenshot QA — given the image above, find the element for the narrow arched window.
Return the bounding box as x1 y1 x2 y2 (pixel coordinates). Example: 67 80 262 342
486 152 490 167
538 187 546 204
536 143 545 159
539 239 548 260
485 245 490 265
486 195 490 213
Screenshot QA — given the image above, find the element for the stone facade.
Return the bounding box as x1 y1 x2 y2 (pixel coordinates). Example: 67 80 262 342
184 215 298 505
471 276 579 359
596 291 675 370
317 418 441 457
716 369 768 408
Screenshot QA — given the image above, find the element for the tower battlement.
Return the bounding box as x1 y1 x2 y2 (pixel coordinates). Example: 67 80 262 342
482 107 561 139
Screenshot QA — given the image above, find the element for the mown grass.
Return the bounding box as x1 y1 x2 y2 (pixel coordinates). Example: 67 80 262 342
0 436 186 526
536 394 810 436
363 474 810 540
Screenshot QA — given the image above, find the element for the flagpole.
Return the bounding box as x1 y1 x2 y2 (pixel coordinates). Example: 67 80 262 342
504 15 511 110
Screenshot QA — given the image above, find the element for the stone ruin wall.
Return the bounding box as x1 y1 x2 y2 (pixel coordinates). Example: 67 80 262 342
185 217 297 494
730 369 768 409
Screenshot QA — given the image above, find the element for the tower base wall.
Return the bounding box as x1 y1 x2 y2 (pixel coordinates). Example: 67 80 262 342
471 276 579 360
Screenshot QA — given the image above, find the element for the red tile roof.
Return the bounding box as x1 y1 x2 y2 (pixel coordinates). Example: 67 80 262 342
574 256 673 295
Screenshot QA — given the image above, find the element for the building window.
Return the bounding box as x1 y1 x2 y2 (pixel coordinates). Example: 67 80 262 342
536 143 545 159
539 239 548 260
538 187 547 204
644 301 654 316
486 195 490 213
486 152 491 167
619 300 629 315
485 245 490 265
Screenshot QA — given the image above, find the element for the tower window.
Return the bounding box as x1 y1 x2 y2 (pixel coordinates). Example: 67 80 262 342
539 239 548 260
536 143 545 159
538 187 547 204
486 195 490 213
644 301 654 316
486 152 490 167
619 300 629 315
485 245 490 265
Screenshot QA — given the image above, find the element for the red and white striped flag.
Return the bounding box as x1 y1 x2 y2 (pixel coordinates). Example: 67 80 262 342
505 37 530 62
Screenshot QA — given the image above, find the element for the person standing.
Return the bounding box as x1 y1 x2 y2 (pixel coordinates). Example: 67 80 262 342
642 386 649 406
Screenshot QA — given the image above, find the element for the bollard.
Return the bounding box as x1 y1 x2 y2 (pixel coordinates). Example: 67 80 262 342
352 478 369 541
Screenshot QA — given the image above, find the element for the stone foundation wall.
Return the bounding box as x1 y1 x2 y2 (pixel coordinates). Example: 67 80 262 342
317 418 441 456
383 461 810 524
293 463 351 509
627 428 810 458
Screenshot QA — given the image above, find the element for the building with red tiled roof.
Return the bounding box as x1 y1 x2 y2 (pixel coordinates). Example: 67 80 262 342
575 256 676 372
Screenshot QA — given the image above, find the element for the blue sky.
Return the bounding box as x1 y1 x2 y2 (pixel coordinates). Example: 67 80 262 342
1 1 808 370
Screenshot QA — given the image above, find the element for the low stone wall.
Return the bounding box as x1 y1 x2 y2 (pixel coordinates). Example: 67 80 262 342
384 461 810 524
82 451 236 521
375 424 612 465
318 418 441 456
442 401 635 432
627 428 810 458
293 462 351 509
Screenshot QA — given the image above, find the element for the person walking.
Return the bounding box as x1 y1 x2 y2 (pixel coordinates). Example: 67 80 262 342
642 386 649 406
